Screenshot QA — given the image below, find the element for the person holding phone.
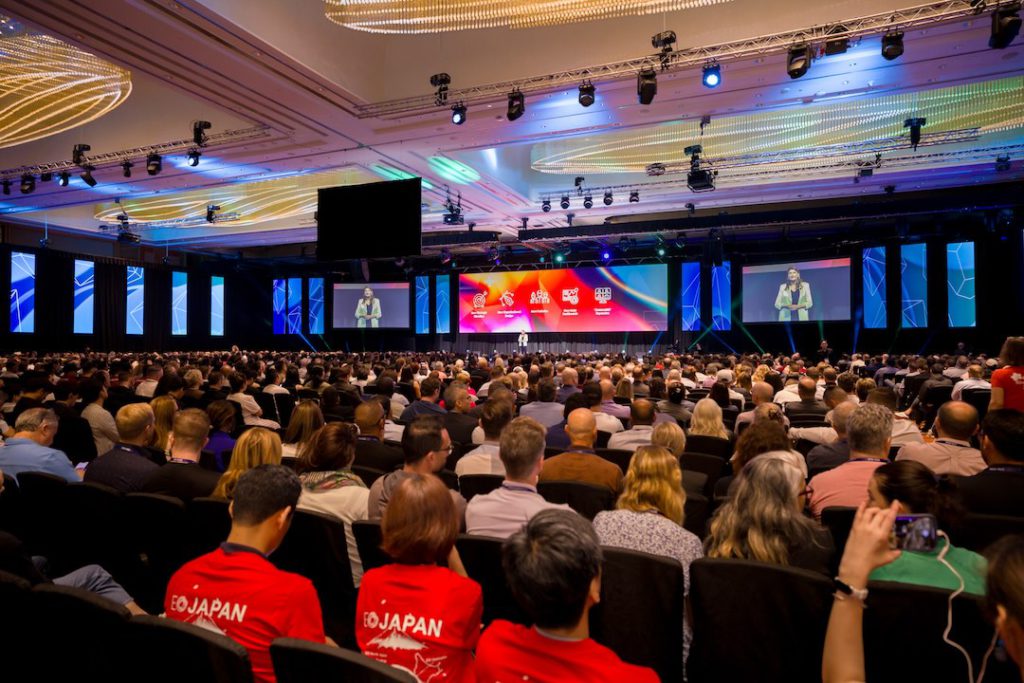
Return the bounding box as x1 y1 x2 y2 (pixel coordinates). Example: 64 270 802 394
355 287 381 328
774 266 813 321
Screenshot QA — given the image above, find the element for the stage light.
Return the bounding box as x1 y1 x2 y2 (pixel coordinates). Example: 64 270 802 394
507 89 525 121
430 73 451 105
618 236 632 253
601 248 611 261
560 195 570 210
881 30 904 60
637 66 657 105
657 245 666 257
80 166 97 187
541 199 551 212
603 191 613 206
57 172 70 187
187 150 201 167
193 120 212 147
72 143 90 166
206 204 221 223
578 81 595 107
904 117 926 150
147 153 162 175
702 62 721 88
488 244 500 262
990 5 1021 49
554 252 564 263
538 254 546 263
122 161 133 178
1 180 9 195
40 172 52 182
20 174 34 194
629 190 639 203
583 195 593 209
451 102 467 125
786 44 812 79
996 155 1012 172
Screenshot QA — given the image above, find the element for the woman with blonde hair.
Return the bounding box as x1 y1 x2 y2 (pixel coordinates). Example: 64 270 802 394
282 399 324 458
150 394 178 457
614 378 634 403
212 427 282 499
593 445 703 663
686 397 735 459
651 420 686 457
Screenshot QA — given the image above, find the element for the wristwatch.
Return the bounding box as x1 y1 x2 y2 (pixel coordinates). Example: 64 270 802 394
833 577 869 602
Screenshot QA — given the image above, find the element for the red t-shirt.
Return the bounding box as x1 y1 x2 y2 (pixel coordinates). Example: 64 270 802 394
475 620 660 683
165 544 325 683
356 563 482 683
992 366 1024 412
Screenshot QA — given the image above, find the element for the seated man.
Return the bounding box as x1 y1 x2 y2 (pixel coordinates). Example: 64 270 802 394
141 408 220 500
580 382 623 435
866 388 924 447
735 381 786 433
165 465 328 683
475 509 658 682
540 409 623 494
466 417 571 538
545 393 589 452
896 401 986 476
83 403 160 493
398 376 446 422
805 401 857 472
353 400 404 472
0 408 79 482
455 399 515 477
442 382 480 445
955 409 1024 516
951 364 990 401
607 399 656 451
783 378 830 421
519 378 564 429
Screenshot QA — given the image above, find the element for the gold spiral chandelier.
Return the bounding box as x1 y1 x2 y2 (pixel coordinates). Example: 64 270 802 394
325 0 731 34
0 23 132 149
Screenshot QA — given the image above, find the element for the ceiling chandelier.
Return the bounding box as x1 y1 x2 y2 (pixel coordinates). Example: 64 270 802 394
324 0 732 34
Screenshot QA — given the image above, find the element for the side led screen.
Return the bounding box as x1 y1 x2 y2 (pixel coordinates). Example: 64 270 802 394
680 262 701 332
308 277 325 334
171 271 188 335
862 247 887 329
436 274 451 334
272 279 286 334
286 277 302 334
211 276 225 336
900 243 928 328
126 266 145 335
711 261 731 331
73 259 95 335
415 275 430 334
10 252 35 333
946 242 975 328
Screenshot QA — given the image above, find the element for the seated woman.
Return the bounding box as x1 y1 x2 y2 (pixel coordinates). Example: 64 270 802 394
614 378 634 405
227 372 281 430
866 460 986 594
356 474 482 682
706 457 834 576
150 394 177 458
686 398 736 459
281 400 325 459
211 427 282 499
593 445 703 662
295 423 369 586
180 369 206 409
205 400 237 472
716 420 800 499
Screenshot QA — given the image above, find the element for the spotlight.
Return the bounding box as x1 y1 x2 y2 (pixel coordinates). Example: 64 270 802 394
122 161 133 178
488 244 500 262
187 150 201 167
1 180 9 195
657 245 666 257
651 30 677 51
451 102 467 125
57 172 70 187
996 155 1012 172
40 172 52 182
507 89 525 121
990 5 1021 49
554 252 565 263
618 237 632 253
881 30 904 60
904 117 926 150
38 238 49 249
80 166 97 187
603 191 613 206
541 199 551 213
192 120 212 147
20 174 34 194
583 195 593 209
206 204 221 223
146 153 162 176
72 143 90 166
560 195 570 210
601 247 612 261
578 81 595 107
629 190 640 203
637 65 657 105
702 62 721 88
430 73 451 106
786 44 813 79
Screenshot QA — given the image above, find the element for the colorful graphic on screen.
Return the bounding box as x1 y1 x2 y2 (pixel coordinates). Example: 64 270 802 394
862 247 887 329
10 252 35 333
901 243 928 328
172 272 188 336
436 274 451 334
73 259 94 335
415 275 430 334
458 265 667 333
742 258 851 323
711 262 731 331
333 282 410 329
680 262 701 332
126 266 145 335
946 242 975 328
286 277 302 333
272 279 286 334
211 276 225 337
308 278 324 334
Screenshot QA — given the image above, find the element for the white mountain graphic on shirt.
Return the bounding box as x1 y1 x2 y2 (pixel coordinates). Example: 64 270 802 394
190 615 227 635
368 628 426 651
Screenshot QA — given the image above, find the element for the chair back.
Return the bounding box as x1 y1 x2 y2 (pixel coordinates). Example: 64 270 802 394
54 482 129 577
188 496 232 557
595 448 633 473
684 435 733 460
683 492 710 540
396 383 417 403
352 465 386 488
679 452 726 498
960 388 991 422
456 534 530 627
16 471 70 557
254 392 280 425
820 506 857 557
687 388 710 401
544 446 564 458
537 480 615 520
274 392 297 429
0 472 24 538
129 614 254 683
353 520 392 573
123 493 191 612
959 513 1024 553
458 474 505 500
595 430 612 448
688 558 832 683
436 468 460 491
591 546 684 683
0 570 32 656
271 637 415 683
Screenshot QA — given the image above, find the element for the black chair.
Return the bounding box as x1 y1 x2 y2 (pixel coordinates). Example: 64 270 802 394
793 438 818 458
254 392 281 425
683 492 710 540
226 399 247 437
961 388 992 422
544 446 564 458
353 520 391 573
900 374 929 410
537 480 615 520
271 637 415 683
129 614 254 683
687 388 710 401
352 465 386 488
0 570 32 657
679 452 726 498
820 506 856 558
456 534 530 627
396 382 417 403
437 468 459 491
888 445 902 461
16 471 69 557
274 392 297 429
297 388 321 401
595 430 612 448
959 513 1024 553
591 547 685 683
123 493 192 613
684 434 733 460
199 449 222 472
921 384 954 428
0 472 24 537
53 482 130 577
271 509 357 647
788 416 829 428
688 558 833 683
458 474 505 500
595 448 633 473
188 496 232 557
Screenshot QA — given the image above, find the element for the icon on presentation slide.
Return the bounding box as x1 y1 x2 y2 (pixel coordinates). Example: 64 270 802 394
530 290 550 305
561 288 579 305
500 290 515 308
472 293 487 309
595 287 612 304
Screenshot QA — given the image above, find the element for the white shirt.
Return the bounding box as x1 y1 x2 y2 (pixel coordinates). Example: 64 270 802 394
82 403 119 456
262 384 290 395
951 378 991 401
607 425 655 451
383 420 404 442
466 482 572 538
519 401 566 429
228 392 281 430
455 442 504 477
773 385 801 404
593 411 624 434
135 379 158 398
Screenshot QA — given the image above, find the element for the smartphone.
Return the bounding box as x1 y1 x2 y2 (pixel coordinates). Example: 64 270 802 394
892 514 938 552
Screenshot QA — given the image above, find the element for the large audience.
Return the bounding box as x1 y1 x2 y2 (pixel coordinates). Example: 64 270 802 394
2 338 1024 681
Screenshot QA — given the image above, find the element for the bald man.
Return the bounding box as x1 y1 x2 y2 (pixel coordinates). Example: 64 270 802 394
607 399 656 451
353 400 404 472
735 381 789 433
539 408 623 494
783 377 830 420
896 401 986 475
805 401 858 471
599 379 630 420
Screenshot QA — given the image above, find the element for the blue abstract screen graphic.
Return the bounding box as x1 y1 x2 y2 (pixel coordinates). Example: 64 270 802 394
286 277 302 333
171 271 188 335
862 247 887 329
680 262 701 332
436 274 450 334
308 278 325 334
711 261 731 331
210 276 225 336
946 242 975 328
126 266 145 335
415 275 430 334
272 279 286 334
73 259 95 335
900 243 928 328
10 252 35 333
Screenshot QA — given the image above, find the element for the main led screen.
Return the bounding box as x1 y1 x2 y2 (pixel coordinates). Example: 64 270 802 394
741 258 851 323
332 282 410 329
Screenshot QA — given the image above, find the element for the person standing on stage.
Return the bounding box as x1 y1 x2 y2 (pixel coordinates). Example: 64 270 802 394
775 266 813 322
355 287 382 328
518 329 529 355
